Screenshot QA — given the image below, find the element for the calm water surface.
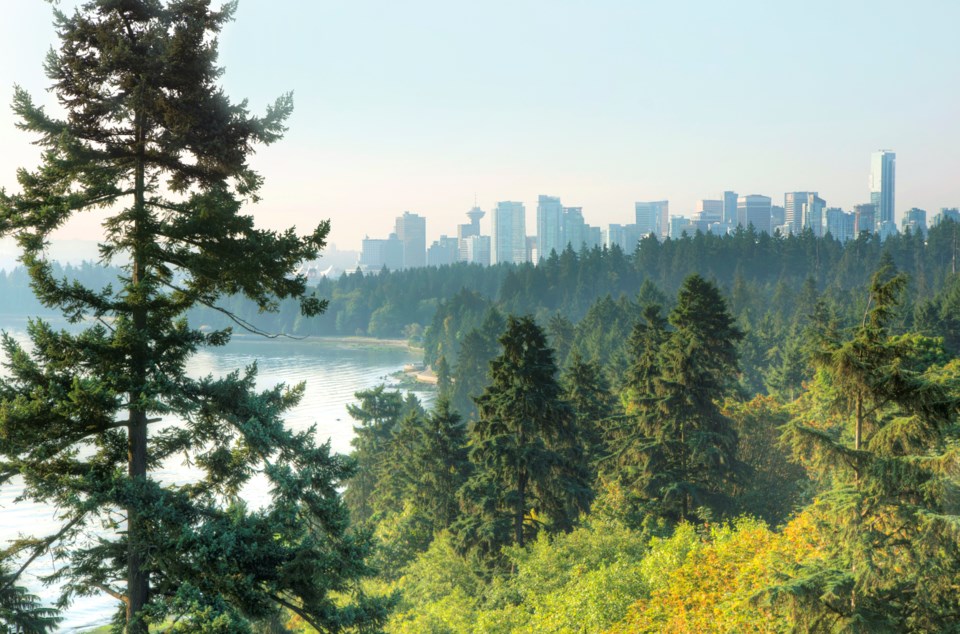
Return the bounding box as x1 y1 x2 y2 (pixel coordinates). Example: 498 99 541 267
0 319 431 631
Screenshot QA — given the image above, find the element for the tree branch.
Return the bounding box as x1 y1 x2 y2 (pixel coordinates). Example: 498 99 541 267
0 515 84 594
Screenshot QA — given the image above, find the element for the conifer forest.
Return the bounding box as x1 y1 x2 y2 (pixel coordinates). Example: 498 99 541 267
2 2 960 633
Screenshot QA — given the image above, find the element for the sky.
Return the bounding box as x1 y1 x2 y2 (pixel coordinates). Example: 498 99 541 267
1 0 959 255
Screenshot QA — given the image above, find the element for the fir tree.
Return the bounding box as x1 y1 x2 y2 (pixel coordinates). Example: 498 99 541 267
0 561 61 634
343 385 404 524
617 275 744 524
776 264 960 631
0 2 384 630
453 316 592 560
399 398 471 532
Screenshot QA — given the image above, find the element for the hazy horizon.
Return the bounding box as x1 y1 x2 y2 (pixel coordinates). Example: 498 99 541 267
3 1 959 251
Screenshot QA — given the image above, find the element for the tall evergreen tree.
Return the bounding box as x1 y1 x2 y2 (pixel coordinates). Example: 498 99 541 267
343 385 405 524
0 2 384 630
777 264 960 631
399 398 471 532
618 275 744 524
562 352 617 472
453 316 592 561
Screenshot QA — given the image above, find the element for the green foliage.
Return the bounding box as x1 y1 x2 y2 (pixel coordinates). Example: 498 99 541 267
614 275 744 524
723 396 810 526
777 262 960 631
453 316 592 560
0 2 383 630
0 561 61 634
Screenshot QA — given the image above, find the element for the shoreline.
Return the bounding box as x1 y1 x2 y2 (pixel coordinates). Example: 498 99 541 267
203 332 423 353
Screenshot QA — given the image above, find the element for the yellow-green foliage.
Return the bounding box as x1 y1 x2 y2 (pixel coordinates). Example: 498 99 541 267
378 518 729 634
606 514 822 634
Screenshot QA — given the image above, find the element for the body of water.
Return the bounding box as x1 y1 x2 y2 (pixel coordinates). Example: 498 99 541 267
0 319 431 631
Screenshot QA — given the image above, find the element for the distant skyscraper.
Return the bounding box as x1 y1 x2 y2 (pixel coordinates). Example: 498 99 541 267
870 150 896 229
491 201 526 265
854 203 877 235
696 200 723 223
771 205 786 231
737 195 772 234
457 206 485 261
901 208 927 237
394 211 426 269
359 233 404 272
670 216 693 239
463 235 491 266
537 195 564 260
427 235 460 267
635 201 668 239
723 191 738 225
825 208 855 242
586 226 603 250
934 208 960 226
606 223 643 252
801 194 826 237
784 192 811 234
562 206 587 251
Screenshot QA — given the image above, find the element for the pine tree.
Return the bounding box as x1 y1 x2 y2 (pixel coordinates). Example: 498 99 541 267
776 264 960 631
0 2 384 630
453 316 592 561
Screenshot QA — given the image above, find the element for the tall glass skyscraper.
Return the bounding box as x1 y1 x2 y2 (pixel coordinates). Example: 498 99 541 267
394 211 426 269
737 195 772 234
635 201 668 239
492 201 526 265
536 195 564 260
870 150 896 229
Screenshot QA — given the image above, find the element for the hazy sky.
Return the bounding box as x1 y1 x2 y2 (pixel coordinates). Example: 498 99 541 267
2 0 959 253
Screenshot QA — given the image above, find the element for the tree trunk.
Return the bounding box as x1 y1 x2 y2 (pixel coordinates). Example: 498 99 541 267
516 468 527 548
126 106 150 634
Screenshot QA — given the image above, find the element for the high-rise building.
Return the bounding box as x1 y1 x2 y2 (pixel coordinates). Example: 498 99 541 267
870 150 896 229
934 208 960 226
670 216 695 239
563 206 586 251
394 211 426 269
635 201 668 239
801 194 826 237
723 191 738 226
491 201 526 265
901 208 927 237
457 206 485 261
784 192 811 234
853 203 877 236
427 235 460 267
463 235 491 266
606 223 644 252
825 208 855 243
586 226 603 250
359 233 404 272
771 205 786 231
696 200 723 223
536 195 564 261
737 195 772 234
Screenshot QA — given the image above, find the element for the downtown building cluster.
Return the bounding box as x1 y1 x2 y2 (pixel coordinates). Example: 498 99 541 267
357 150 960 272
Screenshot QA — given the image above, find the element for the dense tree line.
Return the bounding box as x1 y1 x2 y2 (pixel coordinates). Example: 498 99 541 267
338 257 960 633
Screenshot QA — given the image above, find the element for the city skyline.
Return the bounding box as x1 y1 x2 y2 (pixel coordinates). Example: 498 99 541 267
354 151 960 273
2 1 959 251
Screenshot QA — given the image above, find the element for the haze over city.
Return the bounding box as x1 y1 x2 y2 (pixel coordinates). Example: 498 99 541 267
2 0 959 252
